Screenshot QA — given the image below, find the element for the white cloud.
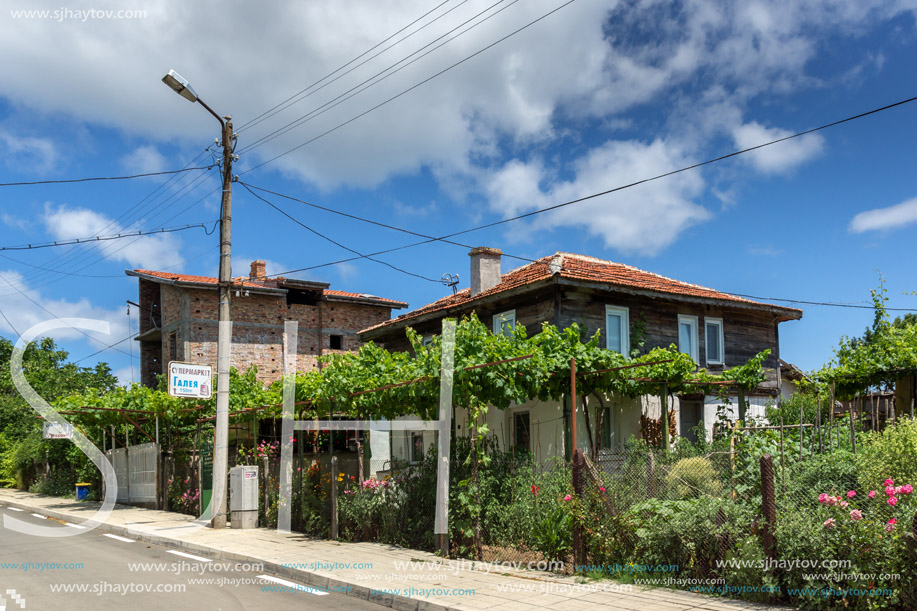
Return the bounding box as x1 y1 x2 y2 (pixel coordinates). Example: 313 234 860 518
485 138 709 256
0 130 57 174
121 145 168 175
731 121 824 174
849 197 917 233
42 203 184 269
0 269 129 350
1 214 32 231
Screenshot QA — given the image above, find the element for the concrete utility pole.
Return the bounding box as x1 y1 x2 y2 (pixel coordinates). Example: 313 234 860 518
162 70 234 528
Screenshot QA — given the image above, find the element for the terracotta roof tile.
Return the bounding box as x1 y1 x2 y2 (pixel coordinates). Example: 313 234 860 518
130 269 405 307
361 252 802 334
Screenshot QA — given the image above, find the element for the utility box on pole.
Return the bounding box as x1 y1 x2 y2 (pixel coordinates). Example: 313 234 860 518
229 465 259 529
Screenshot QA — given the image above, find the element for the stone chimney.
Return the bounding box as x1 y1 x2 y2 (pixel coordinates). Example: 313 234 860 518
250 260 267 281
469 247 502 297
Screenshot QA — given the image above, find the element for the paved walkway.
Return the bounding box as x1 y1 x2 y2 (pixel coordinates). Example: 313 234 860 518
0 489 790 611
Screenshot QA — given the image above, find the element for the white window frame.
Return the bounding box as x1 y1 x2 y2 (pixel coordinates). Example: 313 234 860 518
493 309 516 336
705 318 725 366
604 305 630 356
421 335 433 347
678 314 699 363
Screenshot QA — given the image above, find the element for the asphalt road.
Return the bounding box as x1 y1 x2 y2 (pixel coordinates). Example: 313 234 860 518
0 505 381 610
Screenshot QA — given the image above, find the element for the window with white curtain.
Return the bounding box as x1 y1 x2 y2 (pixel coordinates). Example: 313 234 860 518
705 318 724 365
605 305 630 355
678 315 699 362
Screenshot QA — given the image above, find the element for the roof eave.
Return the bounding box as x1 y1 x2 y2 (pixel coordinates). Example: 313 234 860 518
126 270 287 295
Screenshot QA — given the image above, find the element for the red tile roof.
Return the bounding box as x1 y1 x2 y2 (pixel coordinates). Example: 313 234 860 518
324 289 407 308
128 270 406 307
361 252 802 334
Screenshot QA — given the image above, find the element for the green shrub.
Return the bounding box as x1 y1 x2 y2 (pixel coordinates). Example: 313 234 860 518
857 418 917 489
664 456 723 498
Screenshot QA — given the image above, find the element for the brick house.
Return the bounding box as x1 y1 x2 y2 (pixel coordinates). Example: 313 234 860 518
127 260 407 387
360 248 802 463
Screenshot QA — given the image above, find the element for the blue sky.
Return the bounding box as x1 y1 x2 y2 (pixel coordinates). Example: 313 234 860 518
1 0 916 383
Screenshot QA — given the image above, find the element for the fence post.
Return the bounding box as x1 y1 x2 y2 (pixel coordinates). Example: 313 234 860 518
647 450 657 498
330 455 339 540
849 396 857 454
262 455 269 527
660 383 669 453
760 453 776 562
828 382 835 452
572 449 586 567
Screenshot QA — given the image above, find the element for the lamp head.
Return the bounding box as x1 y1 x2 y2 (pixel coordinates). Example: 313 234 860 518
162 70 198 103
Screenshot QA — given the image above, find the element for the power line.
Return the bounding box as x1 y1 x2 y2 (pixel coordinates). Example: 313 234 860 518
0 221 219 251
238 0 464 133
0 164 217 187
73 331 138 365
241 0 577 176
0 273 133 359
0 149 218 295
265 93 917 278
238 182 441 284
238 181 534 264
0 304 20 337
239 0 520 154
728 293 917 312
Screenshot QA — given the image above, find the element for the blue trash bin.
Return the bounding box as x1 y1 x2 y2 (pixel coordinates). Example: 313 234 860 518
75 483 90 501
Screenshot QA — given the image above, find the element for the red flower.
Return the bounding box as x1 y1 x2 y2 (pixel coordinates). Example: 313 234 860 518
531 485 539 497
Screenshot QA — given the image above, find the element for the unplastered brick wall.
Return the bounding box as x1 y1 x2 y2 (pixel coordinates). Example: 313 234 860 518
160 287 398 385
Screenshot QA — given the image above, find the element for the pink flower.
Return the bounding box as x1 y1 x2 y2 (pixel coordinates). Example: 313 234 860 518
895 486 904 495
599 486 606 493
847 490 856 498
884 479 895 486
818 493 829 504
902 485 913 495
886 518 897 532
850 510 863 521
888 496 898 506
824 518 836 528
840 501 849 508
885 486 896 496
868 490 877 499
563 494 572 501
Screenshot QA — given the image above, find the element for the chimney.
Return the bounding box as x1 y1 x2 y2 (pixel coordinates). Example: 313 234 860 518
469 247 502 296
250 260 266 281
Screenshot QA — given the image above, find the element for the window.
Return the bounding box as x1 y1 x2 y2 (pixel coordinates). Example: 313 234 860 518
605 306 630 355
493 310 516 336
600 407 614 449
677 315 699 362
410 432 424 463
421 335 433 347
329 334 343 350
705 318 724 365
514 412 531 452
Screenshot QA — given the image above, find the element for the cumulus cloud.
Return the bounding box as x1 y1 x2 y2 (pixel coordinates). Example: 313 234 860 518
731 122 824 174
0 269 129 348
849 197 917 233
485 139 709 256
42 203 185 268
0 130 57 174
121 145 168 175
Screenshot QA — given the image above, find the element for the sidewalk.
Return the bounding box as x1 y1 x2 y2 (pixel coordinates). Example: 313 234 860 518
0 489 790 611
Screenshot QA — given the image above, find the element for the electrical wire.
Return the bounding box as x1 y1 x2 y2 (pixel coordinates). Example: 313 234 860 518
238 0 465 133
0 304 20 337
240 0 578 176
0 272 133 359
0 164 217 187
264 94 917 278
239 181 535 264
73 331 138 364
239 0 520 154
238 182 441 283
0 221 219 251
727 293 917 312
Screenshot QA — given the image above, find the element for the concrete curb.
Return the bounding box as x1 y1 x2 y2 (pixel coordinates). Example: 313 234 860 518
1 498 457 611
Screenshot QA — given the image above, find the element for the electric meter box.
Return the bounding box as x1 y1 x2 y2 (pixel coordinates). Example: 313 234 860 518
229 465 259 529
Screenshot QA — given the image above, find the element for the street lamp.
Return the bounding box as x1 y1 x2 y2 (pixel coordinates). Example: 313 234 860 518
162 69 234 529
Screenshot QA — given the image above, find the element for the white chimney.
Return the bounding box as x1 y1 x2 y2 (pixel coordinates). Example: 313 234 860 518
469 247 502 297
